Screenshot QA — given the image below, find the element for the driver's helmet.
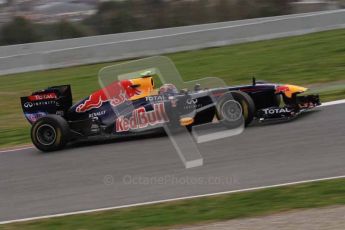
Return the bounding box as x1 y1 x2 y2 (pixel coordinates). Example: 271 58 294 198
159 83 178 96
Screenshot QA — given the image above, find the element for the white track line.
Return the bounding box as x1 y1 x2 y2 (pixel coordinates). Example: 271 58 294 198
1 174 345 225
0 99 344 154
0 146 33 154
320 99 345 107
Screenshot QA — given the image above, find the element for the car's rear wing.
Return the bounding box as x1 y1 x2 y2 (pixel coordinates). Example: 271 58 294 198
20 85 72 124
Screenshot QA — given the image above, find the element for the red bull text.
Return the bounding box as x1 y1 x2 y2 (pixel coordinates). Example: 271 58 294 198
116 103 169 132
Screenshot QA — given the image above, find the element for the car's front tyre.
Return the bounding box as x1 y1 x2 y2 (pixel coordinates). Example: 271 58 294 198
216 91 255 128
31 115 70 152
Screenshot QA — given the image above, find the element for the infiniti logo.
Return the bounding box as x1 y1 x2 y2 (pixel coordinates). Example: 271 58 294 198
186 98 198 104
24 102 33 108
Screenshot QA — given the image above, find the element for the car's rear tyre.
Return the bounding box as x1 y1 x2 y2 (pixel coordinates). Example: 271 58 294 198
31 115 70 152
216 91 255 127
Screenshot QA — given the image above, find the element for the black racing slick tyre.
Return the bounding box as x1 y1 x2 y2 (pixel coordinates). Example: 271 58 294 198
216 91 255 127
31 115 70 152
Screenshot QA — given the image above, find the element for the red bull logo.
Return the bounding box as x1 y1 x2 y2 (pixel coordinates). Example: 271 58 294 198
116 103 169 132
275 85 290 94
275 84 307 98
76 80 140 113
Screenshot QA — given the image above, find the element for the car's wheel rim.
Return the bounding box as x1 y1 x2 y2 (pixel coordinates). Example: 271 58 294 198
36 124 57 146
221 100 243 122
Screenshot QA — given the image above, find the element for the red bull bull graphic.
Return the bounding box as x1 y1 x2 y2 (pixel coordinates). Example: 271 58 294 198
116 103 169 132
275 85 290 94
76 80 140 113
275 84 308 98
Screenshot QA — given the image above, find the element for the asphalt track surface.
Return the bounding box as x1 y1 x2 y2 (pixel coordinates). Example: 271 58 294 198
0 103 344 222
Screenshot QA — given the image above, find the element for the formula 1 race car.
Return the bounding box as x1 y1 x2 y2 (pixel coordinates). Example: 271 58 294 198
21 72 320 151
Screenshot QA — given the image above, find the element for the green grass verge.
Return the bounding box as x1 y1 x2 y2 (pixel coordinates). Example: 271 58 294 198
1 178 345 230
0 29 344 148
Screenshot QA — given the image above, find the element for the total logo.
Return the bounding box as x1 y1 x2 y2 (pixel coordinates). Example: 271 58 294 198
116 103 169 132
146 95 166 102
263 108 291 114
28 93 57 101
